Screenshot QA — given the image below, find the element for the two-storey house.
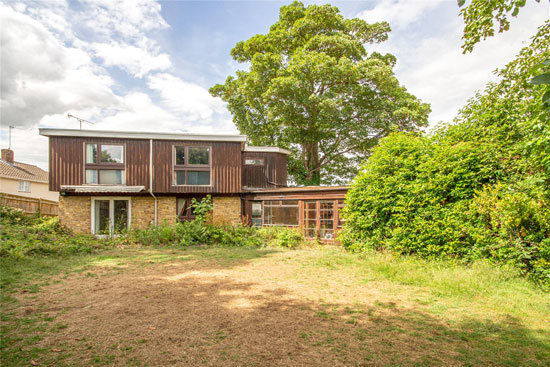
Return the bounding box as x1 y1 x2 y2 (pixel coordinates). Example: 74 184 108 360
40 128 347 240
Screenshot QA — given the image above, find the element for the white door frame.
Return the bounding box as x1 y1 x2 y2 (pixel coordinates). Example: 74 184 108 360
90 197 132 236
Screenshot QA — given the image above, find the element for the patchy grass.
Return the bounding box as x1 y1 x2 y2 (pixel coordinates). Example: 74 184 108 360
1 246 549 366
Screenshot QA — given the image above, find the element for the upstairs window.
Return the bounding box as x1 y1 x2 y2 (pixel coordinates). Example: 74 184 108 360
101 145 124 163
188 147 209 165
18 180 30 192
173 146 211 186
245 158 264 165
85 143 125 185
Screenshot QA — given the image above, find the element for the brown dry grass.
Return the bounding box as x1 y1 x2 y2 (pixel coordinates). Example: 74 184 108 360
3 248 549 367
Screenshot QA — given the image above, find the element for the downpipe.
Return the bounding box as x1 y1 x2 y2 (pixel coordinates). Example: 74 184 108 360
149 139 158 226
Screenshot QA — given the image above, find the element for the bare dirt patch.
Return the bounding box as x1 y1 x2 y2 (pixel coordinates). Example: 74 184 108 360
6 248 544 367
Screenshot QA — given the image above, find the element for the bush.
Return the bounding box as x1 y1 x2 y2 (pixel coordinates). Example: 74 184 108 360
0 206 114 258
340 130 550 286
255 227 306 249
0 204 307 259
130 221 305 249
0 205 33 226
340 26 550 287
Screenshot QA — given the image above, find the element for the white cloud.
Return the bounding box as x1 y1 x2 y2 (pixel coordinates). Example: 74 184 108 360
91 41 171 78
357 0 550 126
357 0 442 30
76 0 168 41
0 4 119 127
0 1 235 170
147 73 227 121
1 126 50 170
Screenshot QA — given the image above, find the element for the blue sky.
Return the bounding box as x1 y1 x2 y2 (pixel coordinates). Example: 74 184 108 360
1 0 549 169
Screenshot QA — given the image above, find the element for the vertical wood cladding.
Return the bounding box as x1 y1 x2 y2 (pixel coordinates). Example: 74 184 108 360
152 140 242 194
49 137 295 194
242 152 287 189
49 137 150 191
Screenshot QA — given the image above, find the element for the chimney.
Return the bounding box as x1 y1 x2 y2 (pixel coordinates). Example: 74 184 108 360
1 149 14 163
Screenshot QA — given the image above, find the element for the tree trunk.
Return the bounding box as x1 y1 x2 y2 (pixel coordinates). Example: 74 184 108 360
303 142 321 186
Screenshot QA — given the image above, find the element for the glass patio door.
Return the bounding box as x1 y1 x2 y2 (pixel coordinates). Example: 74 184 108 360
302 200 337 240
304 201 317 238
93 199 129 236
319 201 335 240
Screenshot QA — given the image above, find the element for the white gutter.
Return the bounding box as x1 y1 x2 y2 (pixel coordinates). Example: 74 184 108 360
39 128 247 142
148 139 158 226
244 146 292 155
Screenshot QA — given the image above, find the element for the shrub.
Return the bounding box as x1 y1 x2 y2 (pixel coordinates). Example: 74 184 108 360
256 227 306 249
0 205 33 226
340 130 550 286
340 26 550 287
0 206 114 258
190 195 213 223
130 221 305 249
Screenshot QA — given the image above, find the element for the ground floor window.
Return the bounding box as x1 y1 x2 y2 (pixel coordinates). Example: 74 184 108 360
177 197 199 222
319 201 335 240
263 200 299 227
248 198 345 241
92 198 130 236
337 200 345 229
251 201 262 227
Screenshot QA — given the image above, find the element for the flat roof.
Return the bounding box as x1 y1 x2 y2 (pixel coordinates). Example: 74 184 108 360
244 146 292 155
246 186 348 194
39 128 247 142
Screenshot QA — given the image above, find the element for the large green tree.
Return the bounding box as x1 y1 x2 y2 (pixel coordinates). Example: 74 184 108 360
210 1 430 185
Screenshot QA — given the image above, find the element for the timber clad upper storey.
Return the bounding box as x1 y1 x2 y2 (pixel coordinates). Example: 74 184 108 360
41 129 285 193
242 147 288 189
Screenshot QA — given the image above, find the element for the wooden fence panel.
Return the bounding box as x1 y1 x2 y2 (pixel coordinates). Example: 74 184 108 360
0 193 59 216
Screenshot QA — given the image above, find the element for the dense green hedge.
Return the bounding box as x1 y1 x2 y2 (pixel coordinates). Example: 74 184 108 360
340 23 550 286
339 132 549 284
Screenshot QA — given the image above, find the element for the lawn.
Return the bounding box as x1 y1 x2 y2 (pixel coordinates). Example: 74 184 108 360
1 246 549 367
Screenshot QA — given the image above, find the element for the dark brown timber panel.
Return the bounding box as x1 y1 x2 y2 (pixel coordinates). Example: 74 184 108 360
152 140 242 194
49 137 150 191
242 152 287 189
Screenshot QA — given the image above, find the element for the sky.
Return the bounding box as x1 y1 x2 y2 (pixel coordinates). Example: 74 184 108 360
1 0 549 170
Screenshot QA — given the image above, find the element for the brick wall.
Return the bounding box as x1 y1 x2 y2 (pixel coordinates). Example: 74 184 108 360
59 195 178 234
59 196 91 234
212 196 242 226
132 196 177 229
131 197 155 229
157 196 177 226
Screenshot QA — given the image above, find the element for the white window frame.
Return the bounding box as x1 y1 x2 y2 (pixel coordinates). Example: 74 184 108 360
90 197 132 236
18 180 30 192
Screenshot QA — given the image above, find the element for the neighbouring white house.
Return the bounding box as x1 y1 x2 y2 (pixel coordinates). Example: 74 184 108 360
0 148 59 202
